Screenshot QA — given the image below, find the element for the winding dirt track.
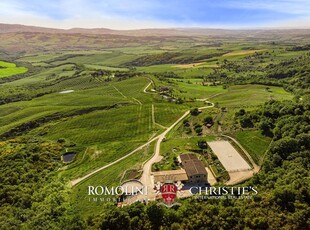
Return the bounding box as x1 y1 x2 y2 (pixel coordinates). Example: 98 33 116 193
70 79 214 187
140 102 214 190
70 135 160 186
69 76 264 207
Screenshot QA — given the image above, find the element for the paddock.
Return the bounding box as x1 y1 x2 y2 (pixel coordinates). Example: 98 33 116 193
207 141 252 172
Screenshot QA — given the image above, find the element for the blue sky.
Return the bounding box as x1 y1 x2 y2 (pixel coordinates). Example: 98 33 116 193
0 0 310 29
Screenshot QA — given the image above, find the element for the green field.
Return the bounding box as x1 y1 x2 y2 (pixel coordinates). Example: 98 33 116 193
71 142 155 217
0 48 295 182
161 136 217 155
233 130 272 165
170 79 227 99
45 104 154 179
213 84 293 108
0 60 28 78
154 102 189 127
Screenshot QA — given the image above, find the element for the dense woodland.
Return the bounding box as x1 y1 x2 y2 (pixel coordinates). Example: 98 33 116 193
205 51 310 96
0 138 79 229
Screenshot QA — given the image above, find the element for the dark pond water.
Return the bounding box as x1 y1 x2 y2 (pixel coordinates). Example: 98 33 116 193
62 152 76 163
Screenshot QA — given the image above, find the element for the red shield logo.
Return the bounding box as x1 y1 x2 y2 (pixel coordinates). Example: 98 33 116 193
161 183 177 205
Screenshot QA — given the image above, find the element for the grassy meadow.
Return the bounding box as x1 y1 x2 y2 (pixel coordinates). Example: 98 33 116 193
0 60 28 78
233 130 272 165
212 84 293 108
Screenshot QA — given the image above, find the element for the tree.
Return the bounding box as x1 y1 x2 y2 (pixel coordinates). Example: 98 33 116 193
235 109 246 117
197 140 208 150
57 138 66 144
270 138 299 159
183 119 190 127
240 117 254 128
204 116 213 124
273 188 296 211
146 203 164 229
175 97 184 104
194 125 203 135
259 119 273 136
190 108 200 116
100 209 131 230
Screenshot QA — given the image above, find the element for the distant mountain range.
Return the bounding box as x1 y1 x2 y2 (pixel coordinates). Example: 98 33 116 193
1 23 310 54
1 23 310 36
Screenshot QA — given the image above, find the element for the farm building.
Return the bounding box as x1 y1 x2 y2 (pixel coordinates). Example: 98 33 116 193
179 154 208 183
152 154 208 184
153 169 188 184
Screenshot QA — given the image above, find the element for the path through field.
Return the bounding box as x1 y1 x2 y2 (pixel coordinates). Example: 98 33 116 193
111 84 127 98
70 79 257 190
151 104 166 129
124 102 215 203
70 79 214 187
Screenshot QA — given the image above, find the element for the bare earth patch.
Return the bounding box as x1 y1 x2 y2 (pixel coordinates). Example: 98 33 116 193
226 171 255 185
205 167 217 185
207 141 252 172
59 90 74 94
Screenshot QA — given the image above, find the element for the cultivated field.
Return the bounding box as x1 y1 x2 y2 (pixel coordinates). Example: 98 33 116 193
212 84 293 107
71 142 155 217
233 130 272 165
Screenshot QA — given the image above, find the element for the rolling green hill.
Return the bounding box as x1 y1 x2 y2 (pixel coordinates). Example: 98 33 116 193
0 28 309 229
0 60 28 78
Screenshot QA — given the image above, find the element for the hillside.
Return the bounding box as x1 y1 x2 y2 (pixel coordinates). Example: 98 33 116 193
0 23 309 229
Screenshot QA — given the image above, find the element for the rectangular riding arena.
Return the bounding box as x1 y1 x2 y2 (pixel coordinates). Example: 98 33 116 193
207 141 252 172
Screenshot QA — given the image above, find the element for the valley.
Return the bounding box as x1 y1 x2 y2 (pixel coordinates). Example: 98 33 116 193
0 25 309 229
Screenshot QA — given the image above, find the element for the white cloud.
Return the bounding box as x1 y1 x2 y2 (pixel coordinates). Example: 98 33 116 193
0 0 170 29
0 0 310 29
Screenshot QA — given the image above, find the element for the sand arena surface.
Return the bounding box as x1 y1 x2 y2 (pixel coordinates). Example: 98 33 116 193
207 141 252 172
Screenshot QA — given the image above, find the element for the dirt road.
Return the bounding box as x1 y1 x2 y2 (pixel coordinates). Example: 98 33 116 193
70 79 214 187
70 135 160 186
140 102 215 190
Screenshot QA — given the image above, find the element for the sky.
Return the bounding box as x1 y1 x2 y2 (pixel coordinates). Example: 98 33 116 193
0 0 310 29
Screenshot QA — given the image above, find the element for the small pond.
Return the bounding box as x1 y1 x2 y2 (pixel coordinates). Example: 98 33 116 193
62 152 76 163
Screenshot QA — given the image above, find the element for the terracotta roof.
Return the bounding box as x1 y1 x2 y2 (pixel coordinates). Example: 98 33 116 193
179 153 197 161
152 169 188 183
180 154 207 176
